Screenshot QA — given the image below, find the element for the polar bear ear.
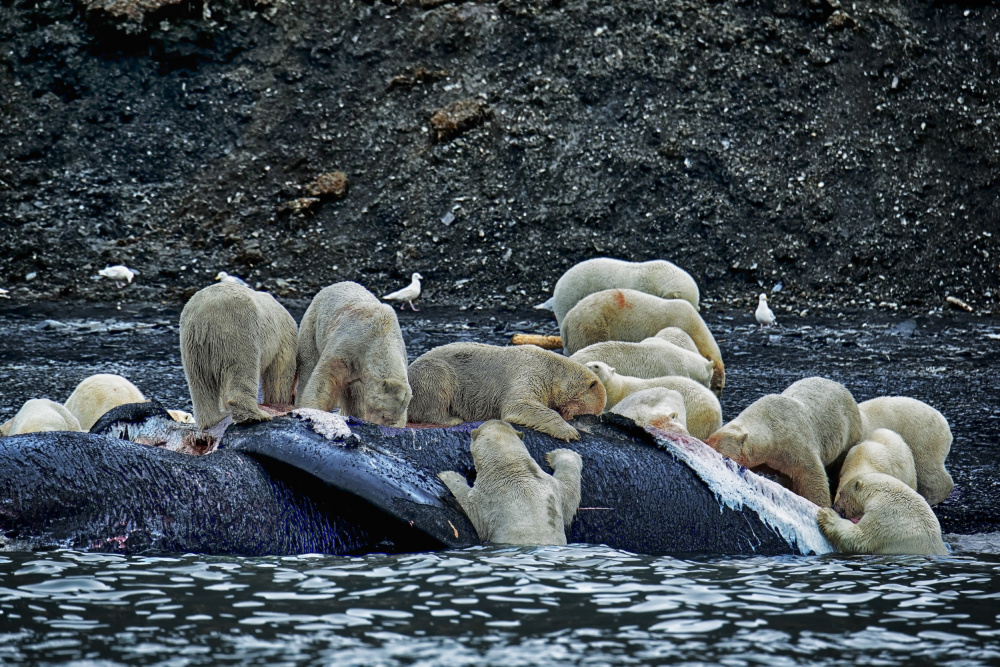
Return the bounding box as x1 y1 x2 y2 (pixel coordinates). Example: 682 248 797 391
514 429 524 439
471 426 482 440
607 366 616 374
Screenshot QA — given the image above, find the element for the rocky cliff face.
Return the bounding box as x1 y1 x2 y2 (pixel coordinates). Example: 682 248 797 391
1 0 997 315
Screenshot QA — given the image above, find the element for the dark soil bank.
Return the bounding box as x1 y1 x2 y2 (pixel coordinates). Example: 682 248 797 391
1 0 998 314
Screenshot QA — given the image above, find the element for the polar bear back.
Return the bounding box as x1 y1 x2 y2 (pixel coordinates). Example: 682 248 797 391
858 396 953 506
571 339 713 388
779 377 864 465
7 398 82 435
551 258 700 323
64 373 146 431
839 428 918 492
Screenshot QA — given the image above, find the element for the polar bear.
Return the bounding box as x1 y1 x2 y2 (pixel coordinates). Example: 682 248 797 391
817 473 948 555
180 282 298 429
838 428 917 492
407 343 606 441
585 361 722 440
610 387 688 434
560 289 724 394
167 410 196 424
551 258 700 324
570 338 714 389
296 282 411 427
705 377 862 507
63 373 146 431
438 420 583 545
652 326 700 354
858 396 953 506
5 398 82 435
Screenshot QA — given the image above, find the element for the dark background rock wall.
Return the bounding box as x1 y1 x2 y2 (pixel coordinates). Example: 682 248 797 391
1 0 997 315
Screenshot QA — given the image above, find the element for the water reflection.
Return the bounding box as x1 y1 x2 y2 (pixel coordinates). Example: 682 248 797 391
1 546 998 665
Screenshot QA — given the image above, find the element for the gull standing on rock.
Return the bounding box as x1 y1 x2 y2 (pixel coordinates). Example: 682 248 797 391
215 271 249 287
755 293 776 328
383 272 423 311
98 265 137 288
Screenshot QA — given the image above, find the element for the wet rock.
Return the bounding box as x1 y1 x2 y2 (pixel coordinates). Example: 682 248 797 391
430 99 490 143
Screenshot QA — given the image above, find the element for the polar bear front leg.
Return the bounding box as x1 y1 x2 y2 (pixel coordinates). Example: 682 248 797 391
503 400 580 441
546 449 584 527
817 507 862 553
772 449 834 508
439 471 484 533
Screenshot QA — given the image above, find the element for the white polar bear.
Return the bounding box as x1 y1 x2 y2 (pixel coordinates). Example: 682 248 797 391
5 398 82 435
438 420 583 546
585 361 722 440
858 396 953 506
64 373 147 431
551 258 700 324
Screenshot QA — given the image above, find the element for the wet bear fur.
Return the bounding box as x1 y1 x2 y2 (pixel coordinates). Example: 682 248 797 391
818 473 948 555
438 420 583 545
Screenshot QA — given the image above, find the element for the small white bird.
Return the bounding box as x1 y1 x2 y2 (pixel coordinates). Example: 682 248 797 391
383 272 423 311
98 265 137 288
755 293 776 328
0 288 9 299
215 271 249 287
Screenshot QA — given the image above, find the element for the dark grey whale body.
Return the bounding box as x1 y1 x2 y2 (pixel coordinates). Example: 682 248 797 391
0 407 823 556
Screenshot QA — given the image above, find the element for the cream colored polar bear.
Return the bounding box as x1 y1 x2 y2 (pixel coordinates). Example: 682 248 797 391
570 338 714 389
180 282 298 428
560 289 724 394
652 327 700 354
817 473 948 555
5 399 82 435
438 420 583 545
705 377 862 507
64 373 146 431
407 343 606 441
610 388 688 434
838 428 917 492
585 361 722 440
858 396 953 506
551 258 700 324
296 282 412 427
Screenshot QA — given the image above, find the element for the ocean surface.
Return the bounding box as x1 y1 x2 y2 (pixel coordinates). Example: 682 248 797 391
1 544 1000 665
1 305 998 663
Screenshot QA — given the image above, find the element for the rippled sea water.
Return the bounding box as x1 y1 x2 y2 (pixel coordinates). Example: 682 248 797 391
2 546 999 665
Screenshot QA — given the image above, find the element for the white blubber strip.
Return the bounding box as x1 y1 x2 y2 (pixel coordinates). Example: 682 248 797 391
650 428 835 555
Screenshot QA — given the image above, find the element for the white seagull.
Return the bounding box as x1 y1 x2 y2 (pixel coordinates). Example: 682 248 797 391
0 288 9 299
383 272 423 311
755 293 776 328
215 271 249 287
98 265 137 288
